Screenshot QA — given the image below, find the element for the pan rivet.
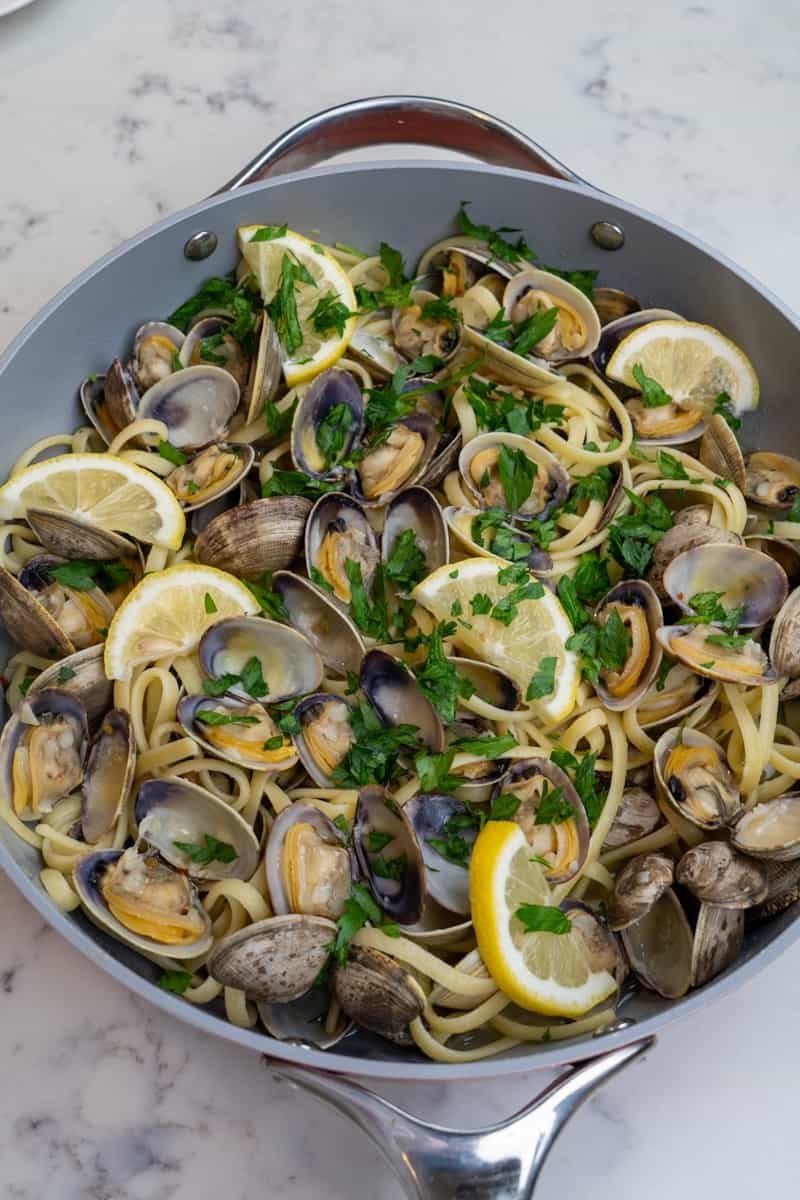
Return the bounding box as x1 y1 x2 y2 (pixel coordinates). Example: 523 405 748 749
590 220 625 251
184 230 218 261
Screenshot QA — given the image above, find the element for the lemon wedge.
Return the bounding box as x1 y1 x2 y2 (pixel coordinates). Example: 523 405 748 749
412 557 579 724
605 319 759 414
237 226 357 386
0 454 185 549
470 822 617 1016
104 563 259 680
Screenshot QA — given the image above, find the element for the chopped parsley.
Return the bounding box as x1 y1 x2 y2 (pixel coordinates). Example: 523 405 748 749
526 656 557 701
414 623 475 722
158 440 188 467
515 904 572 935
204 592 217 614
244 572 290 622
420 296 460 325
464 378 565 437
354 242 415 311
564 466 614 512
572 551 611 605
250 223 288 241
158 970 193 994
261 469 339 500
384 529 428 592
566 607 632 685
202 654 268 700
167 275 260 353
632 363 672 407
195 709 261 727
345 559 390 641
607 489 673 577
686 592 744 632
310 293 354 337
449 732 517 758
539 264 598 301
56 666 76 684
712 391 742 433
511 306 560 357
331 702 419 787
534 781 572 825
48 559 133 593
458 202 536 265
315 402 353 467
489 792 521 821
172 834 238 865
266 253 316 356
550 748 607 828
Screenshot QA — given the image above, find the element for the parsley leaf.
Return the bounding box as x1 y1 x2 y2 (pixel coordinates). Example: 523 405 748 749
266 253 315 356
167 275 260 353
331 702 419 787
420 296 460 325
173 834 238 865
449 732 517 757
250 223 288 241
195 710 260 727
515 904 572 935
415 623 475 722
497 445 537 512
346 559 389 641
158 970 193 994
261 469 339 500
526 656 557 701
204 592 217 614
384 529 428 592
244 572 290 621
354 242 415 310
572 552 611 605
56 666 76 684
539 265 598 301
49 559 133 593
489 792 521 821
310 293 354 337
414 748 462 793
550 748 607 828
158 440 188 467
712 391 742 433
607 489 673 578
632 363 672 407
315 402 353 467
534 782 572 825
511 306 560 357
458 203 536 265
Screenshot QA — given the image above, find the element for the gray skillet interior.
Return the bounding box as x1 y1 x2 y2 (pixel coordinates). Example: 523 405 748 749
1 160 798 1081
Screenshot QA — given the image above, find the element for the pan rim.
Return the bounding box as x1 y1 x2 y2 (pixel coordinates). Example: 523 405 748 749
1 157 798 1080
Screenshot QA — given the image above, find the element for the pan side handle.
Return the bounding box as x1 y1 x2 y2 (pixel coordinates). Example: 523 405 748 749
270 1035 654 1199
216 96 585 192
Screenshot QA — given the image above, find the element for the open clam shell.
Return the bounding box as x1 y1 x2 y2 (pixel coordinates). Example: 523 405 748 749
265 802 352 919
177 694 298 773
653 726 742 831
256 989 351 1050
492 757 589 884
194 496 312 579
351 412 440 507
134 776 260 881
292 694 355 787
29 644 113 724
404 793 476 914
0 687 88 821
360 649 445 753
646 520 743 601
744 451 800 510
620 888 693 999
745 535 800 587
592 288 642 327
207 914 336 1001
79 374 116 445
291 368 364 479
382 487 449 585
636 663 717 732
662 543 788 628
332 945 426 1046
137 365 239 448
80 708 135 844
591 308 683 377
398 900 473 948
0 563 76 658
353 785 425 924
731 794 800 861
102 358 140 437
163 443 256 514
239 315 282 427
199 617 323 704
448 657 521 711
656 623 776 686
444 505 552 573
178 317 249 389
74 847 214 959
593 580 663 712
392 291 461 363
458 431 570 520
271 571 365 677
348 327 406 379
129 321 184 391
304 492 379 605
501 267 601 362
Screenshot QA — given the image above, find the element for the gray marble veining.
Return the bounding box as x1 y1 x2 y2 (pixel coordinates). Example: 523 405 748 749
0 0 799 1196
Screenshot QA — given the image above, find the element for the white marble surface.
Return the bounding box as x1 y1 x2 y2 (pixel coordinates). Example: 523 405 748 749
1 0 799 1196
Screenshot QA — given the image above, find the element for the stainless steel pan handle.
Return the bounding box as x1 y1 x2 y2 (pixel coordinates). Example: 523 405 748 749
271 1035 654 1198
216 95 586 192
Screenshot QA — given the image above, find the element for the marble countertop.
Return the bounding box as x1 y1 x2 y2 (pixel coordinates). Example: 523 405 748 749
1 0 799 1196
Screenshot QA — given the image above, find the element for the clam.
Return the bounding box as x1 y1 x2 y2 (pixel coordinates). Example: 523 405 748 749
458 432 570 519
271 571 365 677
744 536 800 587
177 695 298 772
620 888 693 999
653 727 742 830
0 562 77 658
731 794 800 861
494 757 589 884
448 658 520 711
29 644 113 724
293 694 355 786
137 365 239 448
332 945 425 1045
360 649 445 753
163 443 255 513
15 557 117 652
501 267 601 362
348 328 406 379
415 238 518 288
675 841 768 908
607 852 674 931
593 580 663 711
256 990 351 1050
592 288 642 327
353 785 425 924
691 904 744 988
239 315 282 426
625 396 705 445
444 505 552 573
265 803 352 920
352 412 439 506
439 716 511 806
194 496 312 579
178 316 249 389
405 793 477 914
134 776 260 881
129 322 184 391
80 709 135 844
655 623 776 686
101 358 140 437
561 900 626 983
698 415 745 489
382 487 449 585
207 914 336 1001
79 374 117 445
304 493 379 604
291 369 364 479
646 521 743 601
602 787 662 850
636 662 717 731
74 847 213 957
592 308 683 377
769 587 800 693
26 510 137 561
0 688 88 820
744 451 800 510
662 544 788 627
198 617 323 704
392 294 460 362
750 860 800 921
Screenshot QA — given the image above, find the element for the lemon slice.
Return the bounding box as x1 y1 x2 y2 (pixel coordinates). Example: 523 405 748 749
104 563 259 680
412 557 579 724
605 320 759 413
470 822 617 1016
237 226 357 386
0 454 185 549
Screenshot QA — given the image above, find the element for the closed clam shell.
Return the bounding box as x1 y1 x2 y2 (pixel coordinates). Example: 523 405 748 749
239 315 282 426
607 852 674 931
690 903 744 988
620 888 693 999
194 496 312 579
749 860 800 921
332 945 425 1046
698 414 745 489
102 357 140 437
602 788 662 850
207 914 336 1001
676 841 768 908
769 586 800 683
